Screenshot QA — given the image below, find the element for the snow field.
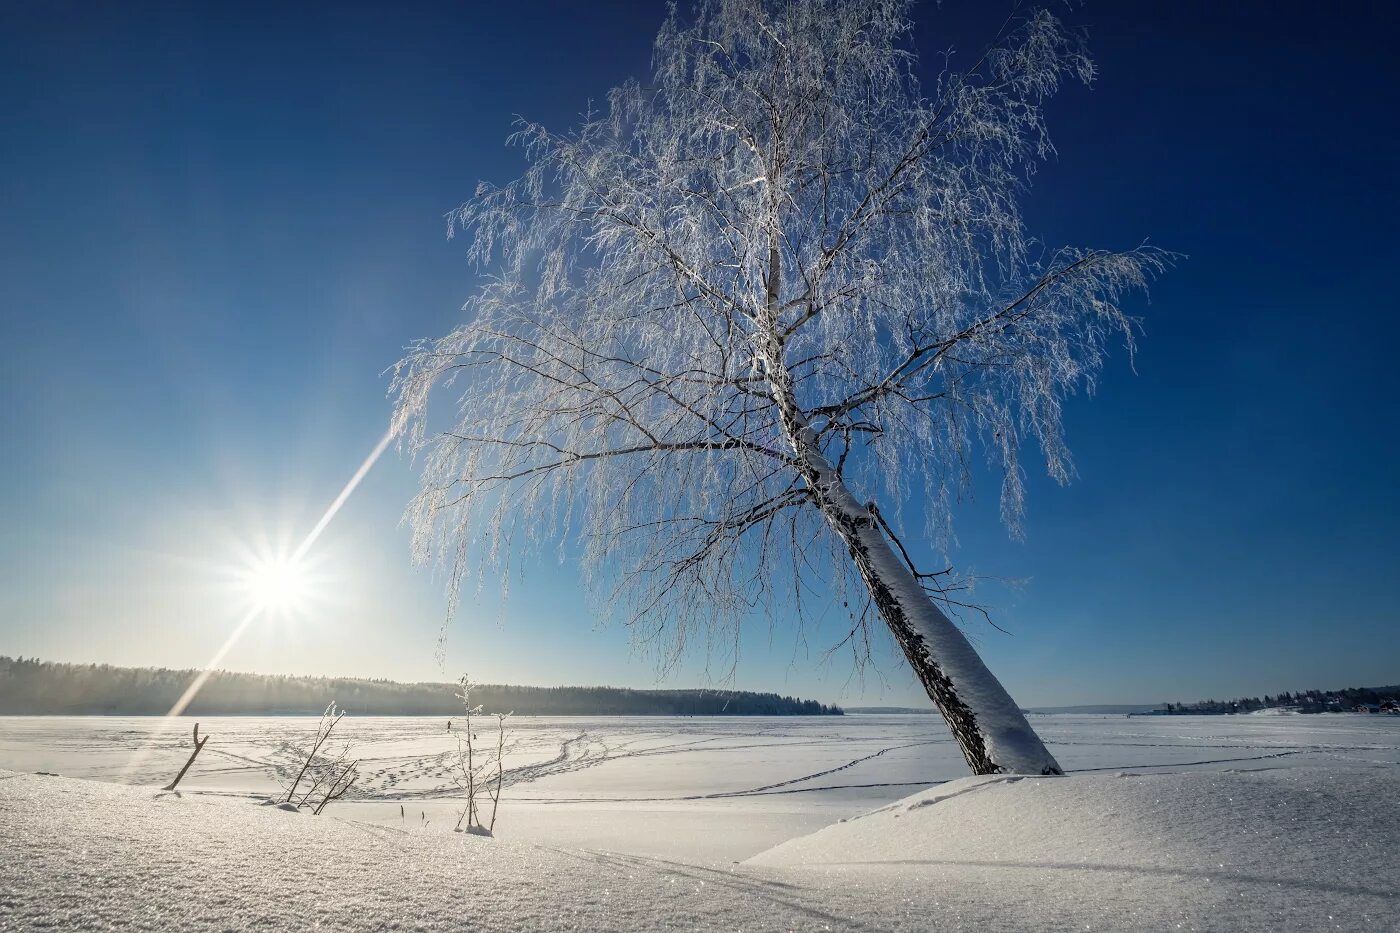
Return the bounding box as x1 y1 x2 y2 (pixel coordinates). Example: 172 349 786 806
3 713 1399 863
3 763 1397 931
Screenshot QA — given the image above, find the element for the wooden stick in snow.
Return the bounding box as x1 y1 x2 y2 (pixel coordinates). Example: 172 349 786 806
162 722 209 792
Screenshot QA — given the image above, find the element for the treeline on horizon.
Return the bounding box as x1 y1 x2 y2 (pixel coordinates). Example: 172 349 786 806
1160 684 1400 715
0 657 843 717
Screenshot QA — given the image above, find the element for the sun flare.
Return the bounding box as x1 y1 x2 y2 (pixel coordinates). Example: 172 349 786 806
241 555 312 613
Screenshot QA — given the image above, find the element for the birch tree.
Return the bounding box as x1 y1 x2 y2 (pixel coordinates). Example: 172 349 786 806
392 0 1165 775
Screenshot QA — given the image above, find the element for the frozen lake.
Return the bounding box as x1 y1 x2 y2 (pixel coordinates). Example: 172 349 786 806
4 712 1398 862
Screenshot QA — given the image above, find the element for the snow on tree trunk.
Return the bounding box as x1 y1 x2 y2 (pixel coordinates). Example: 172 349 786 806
765 333 1060 774
814 457 1062 775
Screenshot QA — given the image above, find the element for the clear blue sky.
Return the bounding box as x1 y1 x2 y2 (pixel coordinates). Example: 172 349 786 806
2 1 1397 707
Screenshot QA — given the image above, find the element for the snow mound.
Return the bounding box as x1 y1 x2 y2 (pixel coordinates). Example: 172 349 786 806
748 768 1399 929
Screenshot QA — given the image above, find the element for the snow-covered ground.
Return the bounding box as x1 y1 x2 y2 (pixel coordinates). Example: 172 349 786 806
749 768 1400 930
2 714 1398 930
2 713 1399 862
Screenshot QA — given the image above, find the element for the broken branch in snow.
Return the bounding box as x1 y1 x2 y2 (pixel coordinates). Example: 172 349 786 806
162 722 210 792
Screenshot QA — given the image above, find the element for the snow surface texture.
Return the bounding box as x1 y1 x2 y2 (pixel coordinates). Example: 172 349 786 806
2 766 1397 931
3 713 1400 864
749 769 1400 930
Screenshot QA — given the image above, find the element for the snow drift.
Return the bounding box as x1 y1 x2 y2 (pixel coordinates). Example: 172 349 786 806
748 768 1399 929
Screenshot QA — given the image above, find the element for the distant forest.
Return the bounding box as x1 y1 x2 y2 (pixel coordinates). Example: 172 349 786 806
0 657 843 716
1158 685 1400 715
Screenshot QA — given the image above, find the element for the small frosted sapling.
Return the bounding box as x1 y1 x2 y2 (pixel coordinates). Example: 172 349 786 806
279 702 360 814
284 702 345 803
311 758 359 815
452 674 512 836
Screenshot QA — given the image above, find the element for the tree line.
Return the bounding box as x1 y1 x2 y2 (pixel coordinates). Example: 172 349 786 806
0 657 842 716
1161 685 1400 715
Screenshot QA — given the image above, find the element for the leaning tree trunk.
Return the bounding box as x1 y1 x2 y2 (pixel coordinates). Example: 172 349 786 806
801 420 1061 774
824 471 1060 772
757 213 1060 774
760 353 1059 773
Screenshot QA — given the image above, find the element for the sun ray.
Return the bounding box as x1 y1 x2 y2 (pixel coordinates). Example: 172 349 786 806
292 429 394 564
121 427 397 780
166 608 260 718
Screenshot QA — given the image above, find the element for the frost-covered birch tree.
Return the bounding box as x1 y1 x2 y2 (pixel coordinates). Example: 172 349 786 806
392 0 1165 776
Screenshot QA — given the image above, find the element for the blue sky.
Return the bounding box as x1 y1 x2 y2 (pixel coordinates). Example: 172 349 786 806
2 1 1397 707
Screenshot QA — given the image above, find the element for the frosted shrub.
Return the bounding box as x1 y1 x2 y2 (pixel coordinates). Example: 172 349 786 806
278 702 359 815
452 675 511 836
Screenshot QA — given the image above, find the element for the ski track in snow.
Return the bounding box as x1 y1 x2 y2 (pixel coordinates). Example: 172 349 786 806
346 730 949 802
570 849 882 930
4 713 1398 812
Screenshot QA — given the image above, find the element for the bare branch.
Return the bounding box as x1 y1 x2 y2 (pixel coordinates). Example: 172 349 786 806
161 722 209 793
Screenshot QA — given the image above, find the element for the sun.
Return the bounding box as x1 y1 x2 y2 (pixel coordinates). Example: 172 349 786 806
241 555 312 613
